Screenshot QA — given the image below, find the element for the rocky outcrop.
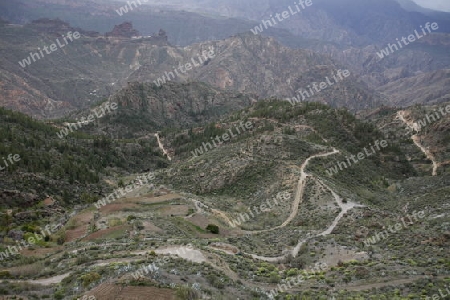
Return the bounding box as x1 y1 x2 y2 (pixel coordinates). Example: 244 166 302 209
106 22 140 38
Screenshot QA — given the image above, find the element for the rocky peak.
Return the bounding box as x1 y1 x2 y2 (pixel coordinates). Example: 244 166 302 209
106 22 140 38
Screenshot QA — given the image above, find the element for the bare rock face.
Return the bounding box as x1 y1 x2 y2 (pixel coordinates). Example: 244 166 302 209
106 22 140 38
158 29 167 41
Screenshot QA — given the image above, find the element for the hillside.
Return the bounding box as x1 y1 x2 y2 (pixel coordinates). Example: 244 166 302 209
367 100 450 176
83 81 257 138
1 99 448 299
0 105 168 210
0 1 449 299
128 34 383 111
377 69 450 106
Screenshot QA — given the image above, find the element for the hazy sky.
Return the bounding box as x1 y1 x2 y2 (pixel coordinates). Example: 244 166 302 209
114 0 450 12
413 0 450 11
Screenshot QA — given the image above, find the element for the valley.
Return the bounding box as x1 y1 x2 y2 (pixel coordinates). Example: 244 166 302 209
0 0 449 299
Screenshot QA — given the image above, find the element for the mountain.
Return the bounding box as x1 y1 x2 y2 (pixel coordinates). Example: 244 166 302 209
368 100 450 175
0 2 450 299
88 81 256 138
0 0 294 47
395 0 435 13
1 97 448 300
0 19 169 118
128 0 450 106
141 0 450 43
0 20 381 118
4 0 450 47
377 69 450 106
2 0 450 118
128 33 383 111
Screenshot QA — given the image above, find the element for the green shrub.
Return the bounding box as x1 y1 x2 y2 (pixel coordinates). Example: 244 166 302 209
176 285 200 299
80 272 101 287
206 224 219 234
0 270 11 279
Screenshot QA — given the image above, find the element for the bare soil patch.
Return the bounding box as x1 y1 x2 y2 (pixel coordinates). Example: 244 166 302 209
82 225 131 241
159 204 189 216
142 221 163 233
321 244 369 267
89 283 175 300
66 210 94 242
209 242 239 254
155 246 207 264
66 226 88 242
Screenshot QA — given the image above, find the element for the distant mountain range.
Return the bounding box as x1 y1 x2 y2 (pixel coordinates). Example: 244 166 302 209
0 0 449 119
1 1 450 299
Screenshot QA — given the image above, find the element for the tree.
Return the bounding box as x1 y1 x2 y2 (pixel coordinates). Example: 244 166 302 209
206 224 219 234
56 229 66 245
118 179 125 188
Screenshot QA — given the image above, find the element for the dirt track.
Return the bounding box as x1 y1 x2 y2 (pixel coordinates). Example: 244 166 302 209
397 110 439 176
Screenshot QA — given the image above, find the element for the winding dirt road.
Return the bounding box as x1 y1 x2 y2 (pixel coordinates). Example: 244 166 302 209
396 111 438 176
190 148 341 236
250 175 364 262
241 148 340 235
8 272 71 286
155 133 172 161
9 147 364 292
412 135 438 176
195 146 363 262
